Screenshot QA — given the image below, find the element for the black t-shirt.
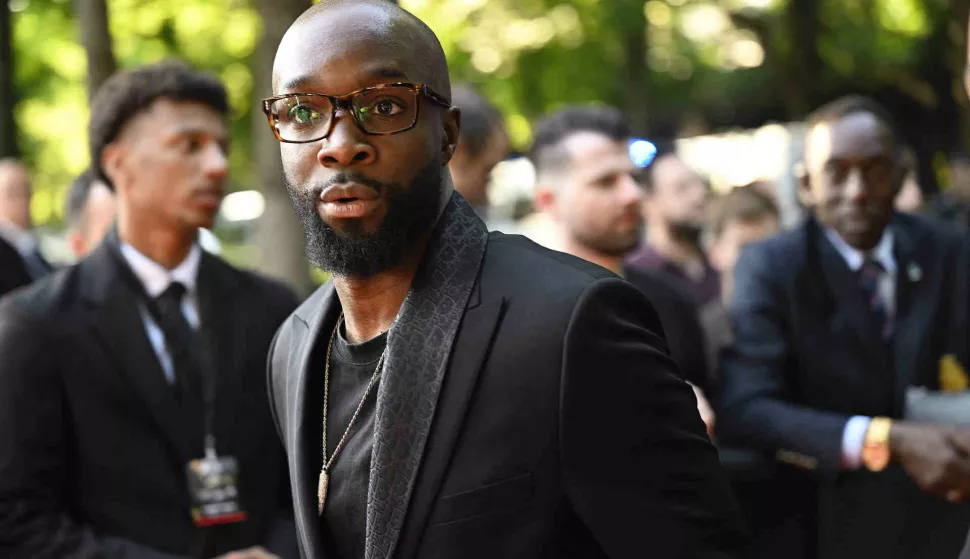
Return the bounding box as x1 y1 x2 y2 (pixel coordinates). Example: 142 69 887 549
317 320 387 559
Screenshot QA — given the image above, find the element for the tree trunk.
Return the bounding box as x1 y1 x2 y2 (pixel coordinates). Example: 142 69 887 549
252 0 313 295
783 0 822 117
75 0 117 101
0 1 17 158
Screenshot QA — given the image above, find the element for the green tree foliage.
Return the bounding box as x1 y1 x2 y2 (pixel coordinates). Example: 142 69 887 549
6 0 970 228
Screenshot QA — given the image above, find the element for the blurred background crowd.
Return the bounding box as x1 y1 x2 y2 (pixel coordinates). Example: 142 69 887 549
6 0 970 558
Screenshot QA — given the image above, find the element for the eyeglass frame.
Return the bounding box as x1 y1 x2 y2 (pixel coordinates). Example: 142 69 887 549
261 82 452 144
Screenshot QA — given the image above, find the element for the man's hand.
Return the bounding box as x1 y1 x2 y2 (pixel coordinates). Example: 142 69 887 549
213 547 280 559
890 422 970 502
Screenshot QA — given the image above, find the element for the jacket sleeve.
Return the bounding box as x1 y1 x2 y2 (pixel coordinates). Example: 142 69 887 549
560 277 748 559
0 303 186 559
717 243 849 472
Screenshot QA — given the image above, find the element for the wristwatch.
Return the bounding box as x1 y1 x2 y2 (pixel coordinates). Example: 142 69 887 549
862 417 893 472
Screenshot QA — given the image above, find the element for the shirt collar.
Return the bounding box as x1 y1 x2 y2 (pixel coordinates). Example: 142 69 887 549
824 226 896 275
0 221 36 257
119 242 202 298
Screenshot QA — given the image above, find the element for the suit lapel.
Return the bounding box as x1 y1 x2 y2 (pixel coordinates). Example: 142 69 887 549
81 241 196 464
365 192 489 559
290 283 340 559
393 286 505 558
195 255 243 453
890 217 934 408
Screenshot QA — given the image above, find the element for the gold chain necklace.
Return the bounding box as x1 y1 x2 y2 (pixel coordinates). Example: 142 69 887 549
318 313 386 515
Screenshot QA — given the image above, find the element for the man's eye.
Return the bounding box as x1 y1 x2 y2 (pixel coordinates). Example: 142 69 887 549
288 105 321 125
362 98 405 117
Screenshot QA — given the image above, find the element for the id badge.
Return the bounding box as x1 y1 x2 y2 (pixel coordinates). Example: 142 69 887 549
186 454 248 527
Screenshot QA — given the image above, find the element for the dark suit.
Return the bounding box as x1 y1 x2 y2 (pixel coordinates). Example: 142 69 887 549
719 214 970 559
624 267 711 392
0 236 35 298
269 193 746 559
0 235 300 558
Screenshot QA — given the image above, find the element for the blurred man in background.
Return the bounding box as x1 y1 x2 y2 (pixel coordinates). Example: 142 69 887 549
64 168 117 260
627 150 719 306
448 84 509 228
703 184 789 559
893 147 923 214
720 95 970 559
0 157 51 297
530 105 714 417
0 62 298 559
703 184 779 376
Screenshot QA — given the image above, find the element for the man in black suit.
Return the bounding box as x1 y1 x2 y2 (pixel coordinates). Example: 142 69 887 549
529 106 714 420
719 95 970 559
0 157 51 297
0 62 299 559
261 2 745 558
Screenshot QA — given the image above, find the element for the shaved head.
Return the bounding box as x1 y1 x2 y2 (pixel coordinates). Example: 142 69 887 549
269 0 461 278
273 0 451 100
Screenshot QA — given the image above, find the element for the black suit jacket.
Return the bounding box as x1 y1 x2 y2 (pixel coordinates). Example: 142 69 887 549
0 235 300 558
719 214 970 559
0 236 33 298
268 193 746 559
624 267 711 392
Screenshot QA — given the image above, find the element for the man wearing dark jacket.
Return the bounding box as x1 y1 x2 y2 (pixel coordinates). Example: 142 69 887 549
0 62 298 559
261 2 746 558
720 96 970 559
0 158 51 297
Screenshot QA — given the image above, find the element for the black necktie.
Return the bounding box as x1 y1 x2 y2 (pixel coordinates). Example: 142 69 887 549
858 258 893 340
153 282 202 399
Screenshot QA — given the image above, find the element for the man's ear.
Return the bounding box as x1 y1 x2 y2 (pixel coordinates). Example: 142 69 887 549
533 182 557 214
101 142 126 190
441 106 461 164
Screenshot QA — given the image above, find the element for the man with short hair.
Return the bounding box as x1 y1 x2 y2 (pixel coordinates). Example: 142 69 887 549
0 62 298 559
530 105 712 395
263 1 746 558
720 95 970 559
626 151 719 306
448 84 508 225
0 157 51 297
64 168 117 260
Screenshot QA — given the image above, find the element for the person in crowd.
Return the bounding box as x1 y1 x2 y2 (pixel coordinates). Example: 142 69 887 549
626 149 719 306
703 184 780 374
702 185 794 559
529 105 714 412
0 62 299 559
262 1 747 557
719 95 970 559
64 168 117 260
448 83 509 228
0 157 51 297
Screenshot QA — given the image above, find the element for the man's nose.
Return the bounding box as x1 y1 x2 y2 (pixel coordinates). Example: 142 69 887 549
316 111 377 168
844 168 867 202
202 142 228 179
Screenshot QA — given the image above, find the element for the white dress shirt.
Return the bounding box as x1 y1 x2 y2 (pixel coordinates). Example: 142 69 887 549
120 243 202 384
824 228 896 470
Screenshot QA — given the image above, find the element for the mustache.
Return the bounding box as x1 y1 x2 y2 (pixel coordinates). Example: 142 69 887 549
307 173 388 199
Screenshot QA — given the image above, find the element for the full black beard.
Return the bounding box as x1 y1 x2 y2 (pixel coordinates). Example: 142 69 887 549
284 161 442 277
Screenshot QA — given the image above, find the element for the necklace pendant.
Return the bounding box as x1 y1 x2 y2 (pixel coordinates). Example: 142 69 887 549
318 469 329 516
